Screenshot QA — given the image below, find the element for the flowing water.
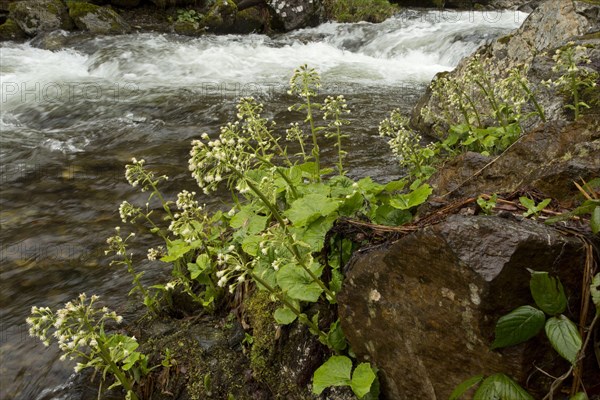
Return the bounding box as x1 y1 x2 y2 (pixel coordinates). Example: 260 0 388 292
0 9 526 399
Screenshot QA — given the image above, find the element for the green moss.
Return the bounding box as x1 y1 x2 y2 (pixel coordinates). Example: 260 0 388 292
325 0 399 23
577 0 600 5
67 1 101 18
0 18 27 40
245 290 278 381
498 34 513 45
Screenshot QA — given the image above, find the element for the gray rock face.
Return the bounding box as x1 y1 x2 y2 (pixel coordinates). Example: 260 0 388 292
429 116 600 201
267 0 322 31
339 214 586 399
68 2 131 34
8 0 73 36
411 0 600 136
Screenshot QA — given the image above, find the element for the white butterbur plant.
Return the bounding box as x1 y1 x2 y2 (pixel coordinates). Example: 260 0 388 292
545 42 598 121
27 293 152 400
379 109 436 179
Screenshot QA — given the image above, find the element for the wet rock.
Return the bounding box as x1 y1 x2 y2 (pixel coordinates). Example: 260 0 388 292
29 29 70 49
411 0 600 136
231 6 265 34
109 0 141 8
68 1 131 34
202 0 237 33
339 214 586 399
267 0 323 31
0 17 27 40
173 19 205 36
8 0 73 36
428 116 600 202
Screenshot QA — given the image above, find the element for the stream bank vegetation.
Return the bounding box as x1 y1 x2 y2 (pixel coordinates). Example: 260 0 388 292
27 41 599 399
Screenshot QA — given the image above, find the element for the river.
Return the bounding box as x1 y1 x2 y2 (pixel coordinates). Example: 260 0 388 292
0 9 525 399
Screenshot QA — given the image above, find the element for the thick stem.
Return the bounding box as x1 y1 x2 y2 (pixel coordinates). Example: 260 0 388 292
240 174 336 300
306 95 321 182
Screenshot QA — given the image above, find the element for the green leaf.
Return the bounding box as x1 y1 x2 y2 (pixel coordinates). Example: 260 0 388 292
545 200 600 224
312 355 352 395
188 254 210 279
389 183 432 210
449 375 484 400
230 206 268 235
274 306 297 325
372 204 413 226
284 193 339 227
325 320 347 352
473 373 533 400
530 271 567 315
591 206 600 234
545 315 582 364
519 196 535 210
290 214 336 252
276 263 323 302
591 273 600 312
350 363 377 398
160 240 192 262
383 179 407 193
491 305 545 349
570 393 589 400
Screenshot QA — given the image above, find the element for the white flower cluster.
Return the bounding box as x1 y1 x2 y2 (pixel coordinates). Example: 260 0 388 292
105 227 134 257
124 157 168 192
147 246 165 261
27 293 125 373
119 201 141 224
544 43 597 88
189 97 283 195
169 190 206 242
214 246 248 294
323 95 350 127
288 64 321 99
379 110 422 164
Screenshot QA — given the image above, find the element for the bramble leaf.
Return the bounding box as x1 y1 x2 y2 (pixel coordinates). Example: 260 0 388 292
491 305 545 349
545 315 582 364
530 271 567 315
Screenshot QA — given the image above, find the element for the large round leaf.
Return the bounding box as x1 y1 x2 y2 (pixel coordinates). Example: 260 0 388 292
474 373 533 400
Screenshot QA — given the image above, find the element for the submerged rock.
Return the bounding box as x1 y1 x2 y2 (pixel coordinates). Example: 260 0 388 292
8 0 73 36
68 2 131 34
339 214 588 399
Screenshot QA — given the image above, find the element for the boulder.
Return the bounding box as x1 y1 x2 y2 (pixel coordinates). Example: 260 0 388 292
68 1 131 34
109 0 140 8
428 116 600 202
339 214 588 399
8 0 73 36
201 0 237 33
411 0 600 136
231 6 265 34
0 17 27 40
267 0 322 31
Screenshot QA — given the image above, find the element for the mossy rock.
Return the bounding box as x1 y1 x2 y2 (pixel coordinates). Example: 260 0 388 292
173 19 204 35
200 0 237 32
325 0 398 23
0 18 27 41
68 1 131 34
231 6 264 34
8 0 74 36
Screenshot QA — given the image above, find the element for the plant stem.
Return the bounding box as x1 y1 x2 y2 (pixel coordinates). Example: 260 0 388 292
305 94 321 182
249 271 328 344
239 173 336 300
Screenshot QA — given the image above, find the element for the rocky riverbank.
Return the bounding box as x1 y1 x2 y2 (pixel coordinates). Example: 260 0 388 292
0 0 540 42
